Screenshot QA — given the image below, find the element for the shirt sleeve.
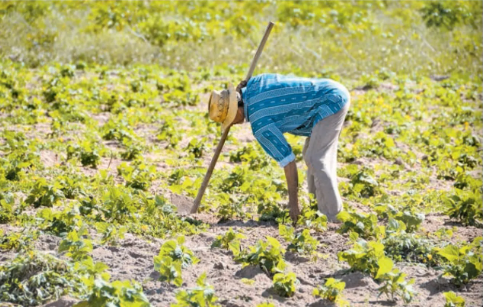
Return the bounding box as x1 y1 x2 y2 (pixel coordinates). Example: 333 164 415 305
252 119 295 167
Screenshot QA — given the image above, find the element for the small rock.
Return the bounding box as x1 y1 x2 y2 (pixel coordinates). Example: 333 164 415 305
214 262 225 270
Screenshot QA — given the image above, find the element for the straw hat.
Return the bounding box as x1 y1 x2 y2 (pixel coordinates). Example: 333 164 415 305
208 83 237 132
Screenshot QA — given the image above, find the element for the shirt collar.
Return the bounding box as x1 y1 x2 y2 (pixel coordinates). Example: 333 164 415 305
241 86 249 122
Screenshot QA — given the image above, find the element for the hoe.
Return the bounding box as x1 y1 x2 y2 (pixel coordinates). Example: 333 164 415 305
172 22 275 215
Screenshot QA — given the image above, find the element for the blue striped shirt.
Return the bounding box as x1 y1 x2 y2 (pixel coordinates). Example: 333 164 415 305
241 74 350 167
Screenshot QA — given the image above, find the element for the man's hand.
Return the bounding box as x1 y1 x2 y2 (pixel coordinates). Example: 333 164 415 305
236 80 248 94
289 201 300 224
284 160 300 225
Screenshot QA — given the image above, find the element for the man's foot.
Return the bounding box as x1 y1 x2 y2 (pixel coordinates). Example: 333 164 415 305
327 214 342 224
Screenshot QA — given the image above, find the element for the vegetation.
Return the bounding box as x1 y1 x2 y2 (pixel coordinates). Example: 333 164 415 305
313 278 349 306
171 273 220 307
272 272 298 298
211 227 246 255
235 237 286 276
153 236 199 287
0 0 481 306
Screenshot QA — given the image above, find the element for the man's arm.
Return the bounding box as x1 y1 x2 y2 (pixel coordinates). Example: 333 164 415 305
284 160 300 223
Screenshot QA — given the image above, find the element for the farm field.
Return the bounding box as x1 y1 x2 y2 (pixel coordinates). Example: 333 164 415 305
0 1 482 307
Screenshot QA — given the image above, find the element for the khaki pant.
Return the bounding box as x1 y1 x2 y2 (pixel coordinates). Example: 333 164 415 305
302 101 350 222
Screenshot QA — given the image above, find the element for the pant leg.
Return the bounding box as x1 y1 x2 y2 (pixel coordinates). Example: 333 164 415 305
304 102 350 221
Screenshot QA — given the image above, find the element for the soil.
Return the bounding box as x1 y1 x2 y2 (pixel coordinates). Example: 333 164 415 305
3 212 481 307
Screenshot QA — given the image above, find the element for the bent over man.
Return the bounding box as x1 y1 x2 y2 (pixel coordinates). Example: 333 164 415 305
208 74 350 222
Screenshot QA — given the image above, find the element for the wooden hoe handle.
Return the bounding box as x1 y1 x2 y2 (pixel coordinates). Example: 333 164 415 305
191 126 230 213
245 21 275 81
191 22 275 214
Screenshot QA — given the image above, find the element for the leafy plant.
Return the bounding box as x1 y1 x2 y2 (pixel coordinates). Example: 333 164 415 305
153 236 199 286
58 227 93 261
313 278 349 306
444 189 482 226
185 137 207 159
117 161 156 191
434 237 482 286
100 186 140 223
153 256 183 287
272 272 298 298
337 211 382 239
75 278 151 307
0 252 84 306
95 222 126 246
383 231 439 265
376 205 426 233
377 269 416 303
170 272 219 307
211 228 246 256
338 239 390 279
443 291 466 307
67 140 103 168
348 167 381 198
296 201 327 232
0 192 15 223
235 236 286 275
279 224 319 260
25 177 65 208
0 230 39 251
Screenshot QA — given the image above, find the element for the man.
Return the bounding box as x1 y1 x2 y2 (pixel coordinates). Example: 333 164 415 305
208 74 350 223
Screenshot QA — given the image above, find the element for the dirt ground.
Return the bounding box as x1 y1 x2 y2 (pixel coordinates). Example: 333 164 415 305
1 211 481 307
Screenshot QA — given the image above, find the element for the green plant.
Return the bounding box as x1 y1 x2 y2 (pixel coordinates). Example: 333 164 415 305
117 161 156 191
170 272 220 307
338 239 390 279
100 186 140 223
120 138 144 161
337 211 383 239
235 236 286 275
153 236 199 286
279 224 319 260
67 140 103 168
375 205 426 233
443 291 466 307
216 194 248 221
382 232 439 265
0 230 39 251
185 137 207 159
74 278 151 307
313 278 349 306
58 227 93 261
0 252 84 306
95 222 126 246
444 189 482 226
434 237 482 286
25 177 65 208
272 272 298 297
296 201 327 232
0 192 15 223
377 269 416 303
37 206 82 236
348 167 381 198
211 228 246 256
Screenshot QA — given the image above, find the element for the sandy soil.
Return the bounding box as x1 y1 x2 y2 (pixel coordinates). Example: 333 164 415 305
2 213 481 307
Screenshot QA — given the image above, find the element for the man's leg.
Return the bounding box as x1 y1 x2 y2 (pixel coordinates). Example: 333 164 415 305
304 102 349 222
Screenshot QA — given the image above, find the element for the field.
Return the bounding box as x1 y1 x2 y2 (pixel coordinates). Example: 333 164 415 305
0 1 482 307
